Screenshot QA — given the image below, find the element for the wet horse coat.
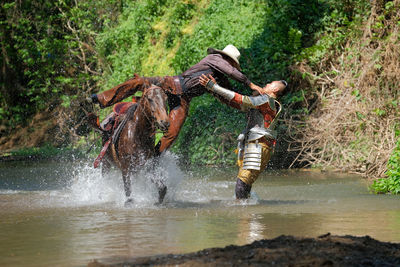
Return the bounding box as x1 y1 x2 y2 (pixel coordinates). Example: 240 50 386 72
102 85 169 204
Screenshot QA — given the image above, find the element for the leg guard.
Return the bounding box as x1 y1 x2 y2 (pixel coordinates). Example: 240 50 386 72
235 178 252 199
237 141 273 185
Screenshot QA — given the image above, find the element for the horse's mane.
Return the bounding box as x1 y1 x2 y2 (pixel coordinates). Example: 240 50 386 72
112 103 138 146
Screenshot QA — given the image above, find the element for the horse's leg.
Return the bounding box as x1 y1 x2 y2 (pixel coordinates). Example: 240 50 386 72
154 158 167 204
150 175 167 204
121 168 132 202
101 158 111 177
157 180 167 204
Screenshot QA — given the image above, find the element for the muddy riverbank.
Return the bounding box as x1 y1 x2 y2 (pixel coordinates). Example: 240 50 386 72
89 233 400 266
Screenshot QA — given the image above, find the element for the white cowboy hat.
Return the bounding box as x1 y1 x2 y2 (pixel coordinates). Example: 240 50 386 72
207 44 241 68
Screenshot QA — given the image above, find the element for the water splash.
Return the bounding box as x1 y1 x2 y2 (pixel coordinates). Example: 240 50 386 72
67 162 125 206
65 151 185 207
0 154 252 209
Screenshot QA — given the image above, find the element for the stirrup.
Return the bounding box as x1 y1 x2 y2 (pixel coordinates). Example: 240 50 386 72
100 112 115 132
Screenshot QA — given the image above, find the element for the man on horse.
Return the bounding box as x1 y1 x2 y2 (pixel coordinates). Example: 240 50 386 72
199 74 287 199
90 45 263 155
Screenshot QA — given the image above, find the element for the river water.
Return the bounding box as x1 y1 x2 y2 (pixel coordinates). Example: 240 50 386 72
0 153 399 266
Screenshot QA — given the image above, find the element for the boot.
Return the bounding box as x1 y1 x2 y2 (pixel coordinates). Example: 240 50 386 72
235 178 252 199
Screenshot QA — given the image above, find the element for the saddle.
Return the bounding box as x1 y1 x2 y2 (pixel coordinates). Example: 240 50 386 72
88 101 139 168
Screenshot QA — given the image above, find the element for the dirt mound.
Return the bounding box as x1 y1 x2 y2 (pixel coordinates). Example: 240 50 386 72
0 110 58 152
0 105 89 153
89 233 400 266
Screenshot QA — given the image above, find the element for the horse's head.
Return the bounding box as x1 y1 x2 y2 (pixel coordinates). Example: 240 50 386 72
142 85 169 132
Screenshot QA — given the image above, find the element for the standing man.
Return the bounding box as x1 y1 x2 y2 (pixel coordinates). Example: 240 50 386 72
90 45 263 154
199 74 287 199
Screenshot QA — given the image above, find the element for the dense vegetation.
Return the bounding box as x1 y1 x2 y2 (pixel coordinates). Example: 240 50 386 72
290 0 400 193
0 0 399 193
95 0 330 166
372 131 400 194
0 0 122 145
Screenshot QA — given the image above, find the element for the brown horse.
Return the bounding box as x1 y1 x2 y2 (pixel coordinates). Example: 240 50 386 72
102 84 169 204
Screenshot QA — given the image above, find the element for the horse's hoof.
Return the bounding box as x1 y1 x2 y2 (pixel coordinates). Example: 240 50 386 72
124 198 134 207
155 199 165 206
157 186 167 205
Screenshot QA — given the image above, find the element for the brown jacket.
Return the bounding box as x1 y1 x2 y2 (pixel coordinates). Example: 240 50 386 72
179 53 251 98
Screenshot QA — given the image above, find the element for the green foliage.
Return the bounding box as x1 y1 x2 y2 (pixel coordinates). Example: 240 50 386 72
0 0 121 129
1 1 66 126
2 0 387 172
170 0 330 164
173 0 328 83
297 0 370 65
165 2 195 48
96 0 198 87
371 130 400 194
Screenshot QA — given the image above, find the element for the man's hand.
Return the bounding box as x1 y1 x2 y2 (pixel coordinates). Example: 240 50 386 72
249 82 263 94
199 74 217 88
199 73 235 101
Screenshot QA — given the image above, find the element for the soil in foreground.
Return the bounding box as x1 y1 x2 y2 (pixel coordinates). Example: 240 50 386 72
88 233 400 266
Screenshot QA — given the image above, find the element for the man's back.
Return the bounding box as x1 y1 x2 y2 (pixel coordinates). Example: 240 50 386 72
180 53 250 97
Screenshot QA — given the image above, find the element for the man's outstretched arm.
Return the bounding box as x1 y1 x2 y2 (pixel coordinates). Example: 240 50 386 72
199 74 266 110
